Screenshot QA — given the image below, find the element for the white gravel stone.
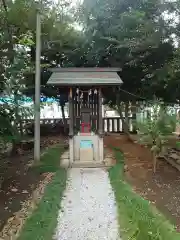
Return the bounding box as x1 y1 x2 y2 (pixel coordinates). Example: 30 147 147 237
54 168 121 240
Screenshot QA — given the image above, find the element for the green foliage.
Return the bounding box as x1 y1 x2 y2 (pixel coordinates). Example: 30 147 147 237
0 32 33 151
18 146 67 240
176 141 180 150
32 146 64 174
79 0 176 104
1 0 180 152
109 148 180 240
137 104 174 147
136 102 175 171
0 0 82 152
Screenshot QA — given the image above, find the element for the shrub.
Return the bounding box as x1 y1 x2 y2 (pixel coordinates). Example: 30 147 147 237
136 103 174 172
26 122 69 136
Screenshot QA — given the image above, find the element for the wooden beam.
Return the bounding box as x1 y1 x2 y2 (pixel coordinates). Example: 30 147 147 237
48 67 122 72
98 87 103 137
69 87 73 137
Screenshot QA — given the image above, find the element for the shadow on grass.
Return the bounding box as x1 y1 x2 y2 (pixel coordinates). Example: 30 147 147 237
109 147 180 240
32 145 63 174
18 146 67 240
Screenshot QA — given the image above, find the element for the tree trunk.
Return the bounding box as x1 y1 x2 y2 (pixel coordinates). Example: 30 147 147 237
19 120 23 136
125 102 129 130
117 105 132 141
11 94 21 156
60 104 67 134
11 142 19 156
2 0 14 63
61 104 66 124
153 152 157 173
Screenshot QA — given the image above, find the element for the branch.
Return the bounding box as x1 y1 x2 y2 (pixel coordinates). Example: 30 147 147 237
1 0 14 61
1 0 8 12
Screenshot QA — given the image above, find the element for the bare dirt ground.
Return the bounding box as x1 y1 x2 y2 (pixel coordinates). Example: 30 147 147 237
0 135 65 231
105 134 180 231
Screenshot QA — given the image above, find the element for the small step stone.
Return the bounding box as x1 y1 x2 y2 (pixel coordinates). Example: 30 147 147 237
169 153 180 160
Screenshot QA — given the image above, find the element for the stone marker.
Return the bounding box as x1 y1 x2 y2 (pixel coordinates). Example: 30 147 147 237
80 140 94 162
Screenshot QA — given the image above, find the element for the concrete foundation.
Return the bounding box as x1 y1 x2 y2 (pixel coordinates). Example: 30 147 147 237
61 134 105 167
60 148 114 169
69 138 74 164
73 135 103 163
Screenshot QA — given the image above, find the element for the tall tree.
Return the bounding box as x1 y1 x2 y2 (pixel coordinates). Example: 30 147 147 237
78 0 175 100
75 0 177 137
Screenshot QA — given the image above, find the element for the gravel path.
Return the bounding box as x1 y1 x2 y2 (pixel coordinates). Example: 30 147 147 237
54 168 121 240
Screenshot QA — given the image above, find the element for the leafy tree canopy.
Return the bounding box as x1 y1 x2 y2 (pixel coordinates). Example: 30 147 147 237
77 0 178 104
1 0 180 104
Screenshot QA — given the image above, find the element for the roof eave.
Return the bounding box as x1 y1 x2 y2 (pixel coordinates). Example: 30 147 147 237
48 67 122 73
47 82 123 86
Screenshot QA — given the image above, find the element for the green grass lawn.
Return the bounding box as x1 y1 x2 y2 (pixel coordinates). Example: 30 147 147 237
18 146 67 240
32 145 64 174
109 148 180 240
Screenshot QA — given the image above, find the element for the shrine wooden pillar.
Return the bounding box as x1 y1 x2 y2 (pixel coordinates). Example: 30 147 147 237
69 87 73 137
98 87 103 136
47 67 123 167
98 87 104 162
69 87 74 163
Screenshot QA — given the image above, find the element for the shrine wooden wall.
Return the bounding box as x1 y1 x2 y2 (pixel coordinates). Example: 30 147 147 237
72 88 100 133
19 116 136 136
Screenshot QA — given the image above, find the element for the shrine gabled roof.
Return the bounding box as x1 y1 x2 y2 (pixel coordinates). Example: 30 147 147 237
47 68 123 86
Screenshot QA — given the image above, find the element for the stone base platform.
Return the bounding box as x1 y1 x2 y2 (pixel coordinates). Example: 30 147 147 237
70 161 107 168
60 150 115 169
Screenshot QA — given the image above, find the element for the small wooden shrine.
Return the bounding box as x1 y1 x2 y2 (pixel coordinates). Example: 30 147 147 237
47 68 123 167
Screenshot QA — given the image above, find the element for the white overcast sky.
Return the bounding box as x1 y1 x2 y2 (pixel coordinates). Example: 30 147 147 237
53 0 82 7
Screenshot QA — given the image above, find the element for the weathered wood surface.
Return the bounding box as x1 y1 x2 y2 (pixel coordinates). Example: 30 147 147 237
162 148 180 172
20 116 136 135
